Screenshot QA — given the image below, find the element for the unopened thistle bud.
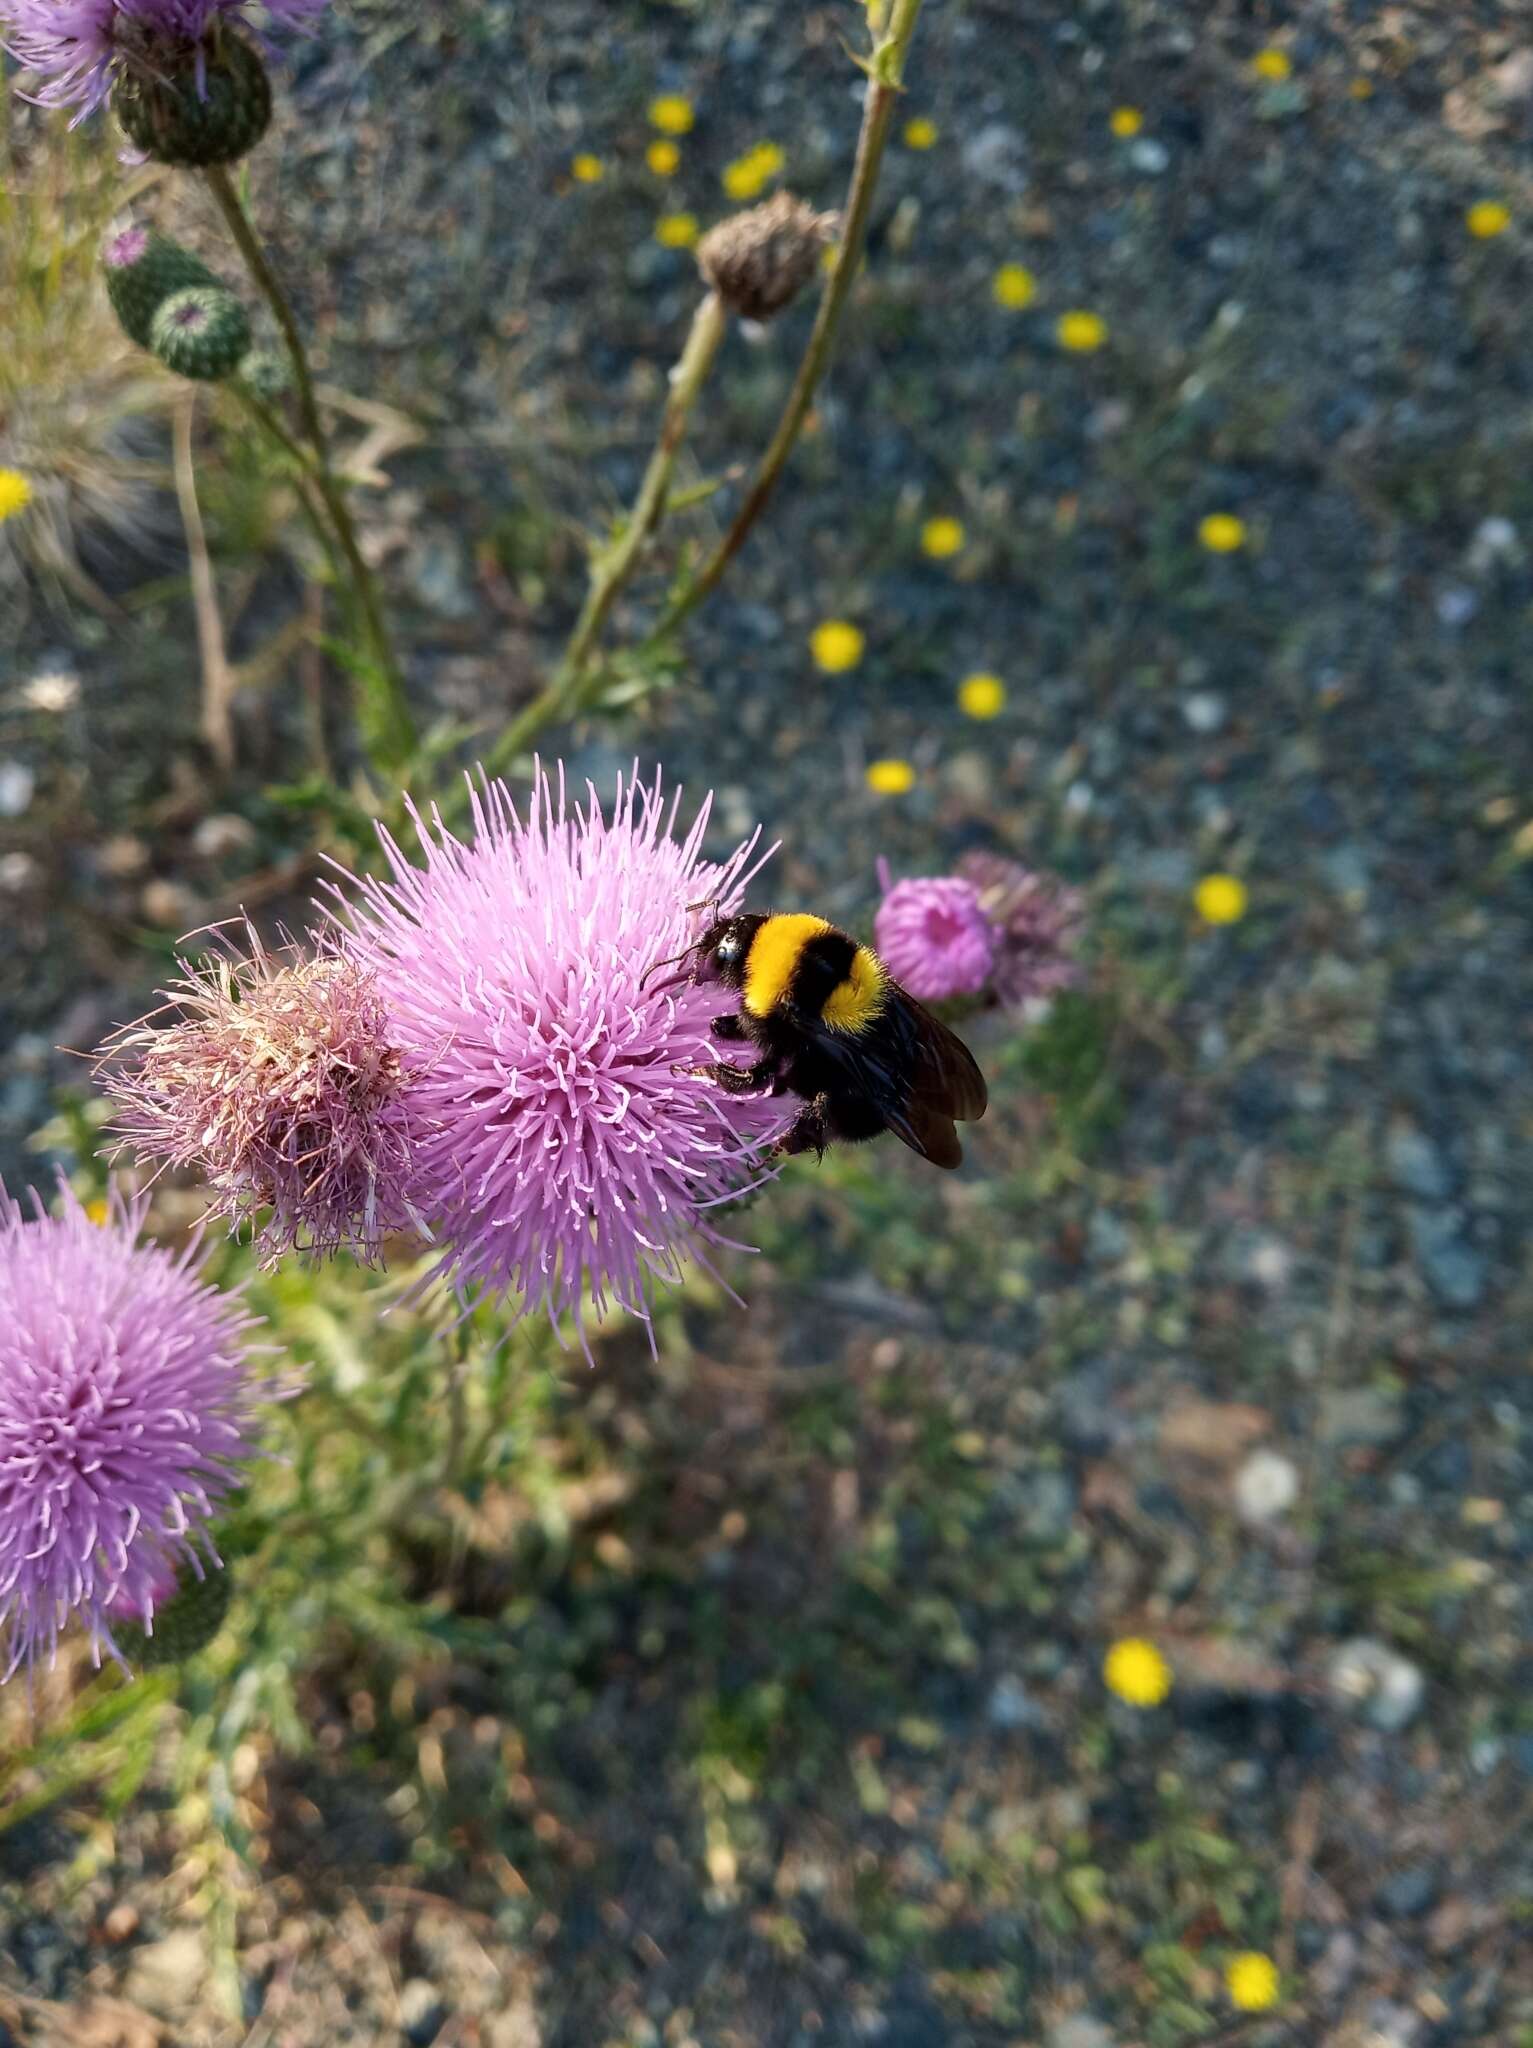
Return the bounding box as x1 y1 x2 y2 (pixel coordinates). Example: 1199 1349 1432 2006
696 191 838 322
236 348 291 401
100 926 419 1266
109 1560 235 1669
150 286 253 381
103 227 223 350
113 24 273 167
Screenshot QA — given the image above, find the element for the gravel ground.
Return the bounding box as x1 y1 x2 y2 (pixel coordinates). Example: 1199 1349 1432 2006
2 2 1532 2044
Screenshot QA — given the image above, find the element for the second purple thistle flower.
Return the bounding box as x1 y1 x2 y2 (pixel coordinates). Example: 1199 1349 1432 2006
332 767 791 1342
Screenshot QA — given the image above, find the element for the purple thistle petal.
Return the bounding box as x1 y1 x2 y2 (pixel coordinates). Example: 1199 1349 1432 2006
330 766 790 1343
0 0 326 117
0 1178 274 1680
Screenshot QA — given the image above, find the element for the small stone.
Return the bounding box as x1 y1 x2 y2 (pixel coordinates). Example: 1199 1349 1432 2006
1386 1125 1451 1200
1234 1449 1299 1524
96 833 151 879
103 1902 141 1942
1328 1638 1425 1732
139 878 197 928
1377 1865 1440 1919
398 1978 447 2045
960 122 1027 191
0 851 39 893
122 1927 208 2015
1181 691 1226 733
987 1673 1049 1732
407 534 475 620
1408 1207 1487 1309
1018 1469 1076 1545
1317 1385 1404 1448
20 669 79 713
1467 515 1517 572
1435 583 1478 627
1128 137 1170 174
1046 2019 1115 2048
0 760 36 818
191 813 256 860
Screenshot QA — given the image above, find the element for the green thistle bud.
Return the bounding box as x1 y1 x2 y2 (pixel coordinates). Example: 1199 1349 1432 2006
112 1565 234 1670
151 286 253 382
114 29 272 169
236 349 292 402
103 226 223 351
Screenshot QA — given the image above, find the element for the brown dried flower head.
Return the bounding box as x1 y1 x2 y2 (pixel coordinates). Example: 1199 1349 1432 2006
697 191 838 322
98 923 419 1265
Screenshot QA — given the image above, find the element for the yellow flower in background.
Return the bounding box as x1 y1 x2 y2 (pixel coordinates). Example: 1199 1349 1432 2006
1109 106 1143 137
920 516 965 560
866 758 916 796
648 94 695 136
1057 310 1108 353
654 212 700 249
84 1197 110 1227
810 620 865 674
1194 874 1248 926
723 142 785 201
0 469 34 522
904 115 940 150
1198 512 1247 553
1103 1637 1173 1707
958 672 1006 720
992 262 1037 310
1252 47 1292 81
571 153 604 184
1226 1954 1280 2012
646 139 681 176
1466 200 1511 240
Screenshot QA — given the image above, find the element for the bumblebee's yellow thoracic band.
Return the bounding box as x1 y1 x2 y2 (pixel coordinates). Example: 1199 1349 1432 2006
742 914 889 1032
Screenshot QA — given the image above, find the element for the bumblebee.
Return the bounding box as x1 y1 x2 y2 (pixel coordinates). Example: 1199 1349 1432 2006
648 911 988 1168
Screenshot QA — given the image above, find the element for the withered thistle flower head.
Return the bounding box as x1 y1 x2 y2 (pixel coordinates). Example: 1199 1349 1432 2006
697 191 838 322
956 852 1086 1010
100 922 417 1266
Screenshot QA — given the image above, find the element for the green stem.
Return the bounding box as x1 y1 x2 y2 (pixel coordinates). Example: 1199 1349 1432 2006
478 289 730 783
645 0 926 645
202 164 416 773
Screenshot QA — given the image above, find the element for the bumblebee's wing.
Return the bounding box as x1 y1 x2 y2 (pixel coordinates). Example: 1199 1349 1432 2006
895 987 989 1123
799 987 987 1169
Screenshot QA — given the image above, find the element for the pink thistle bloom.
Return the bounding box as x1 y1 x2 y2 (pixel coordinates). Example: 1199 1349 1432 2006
0 1179 271 1679
957 851 1086 1010
330 766 788 1343
99 922 419 1269
0 0 324 118
873 866 998 1002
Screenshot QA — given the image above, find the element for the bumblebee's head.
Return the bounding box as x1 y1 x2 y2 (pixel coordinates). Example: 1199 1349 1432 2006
641 912 761 995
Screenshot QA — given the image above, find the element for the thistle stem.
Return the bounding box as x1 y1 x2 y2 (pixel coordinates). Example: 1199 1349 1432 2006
479 289 730 783
202 164 416 773
646 0 926 644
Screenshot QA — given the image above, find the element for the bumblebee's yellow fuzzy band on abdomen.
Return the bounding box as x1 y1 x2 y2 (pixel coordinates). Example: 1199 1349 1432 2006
743 913 831 1017
821 944 888 1032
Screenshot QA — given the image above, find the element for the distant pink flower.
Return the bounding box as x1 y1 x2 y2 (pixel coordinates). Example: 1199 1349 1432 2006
1 0 324 118
958 851 1085 1009
0 1179 270 1679
330 767 789 1343
873 866 997 1001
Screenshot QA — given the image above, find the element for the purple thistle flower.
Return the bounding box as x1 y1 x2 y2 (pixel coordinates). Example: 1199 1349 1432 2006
103 223 149 268
873 866 998 1002
0 1178 270 1679
100 922 420 1268
1 0 323 119
330 766 789 1343
957 851 1086 1010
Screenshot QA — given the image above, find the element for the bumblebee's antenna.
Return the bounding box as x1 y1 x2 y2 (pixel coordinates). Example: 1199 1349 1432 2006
641 941 697 991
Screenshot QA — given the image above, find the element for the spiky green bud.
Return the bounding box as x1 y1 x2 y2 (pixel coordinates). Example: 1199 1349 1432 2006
151 286 253 382
112 1565 233 1670
114 30 272 168
236 349 292 402
103 226 223 350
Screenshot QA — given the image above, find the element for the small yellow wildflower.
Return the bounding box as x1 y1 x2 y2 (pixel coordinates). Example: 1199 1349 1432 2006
809 620 865 674
1198 512 1247 554
648 94 695 136
904 115 940 150
992 262 1037 311
1103 1637 1173 1708
1056 310 1108 353
958 673 1006 720
655 212 700 249
722 142 785 201
1226 1953 1280 2013
84 1197 111 1228
646 139 681 176
1194 874 1248 926
0 469 34 523
571 153 604 185
1109 106 1143 137
1252 47 1292 82
1348 76 1374 99
920 516 965 560
1466 200 1511 240
866 758 916 796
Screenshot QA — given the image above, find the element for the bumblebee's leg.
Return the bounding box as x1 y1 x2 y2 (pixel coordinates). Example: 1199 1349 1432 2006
684 1055 780 1095
776 1093 832 1160
710 1013 749 1042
